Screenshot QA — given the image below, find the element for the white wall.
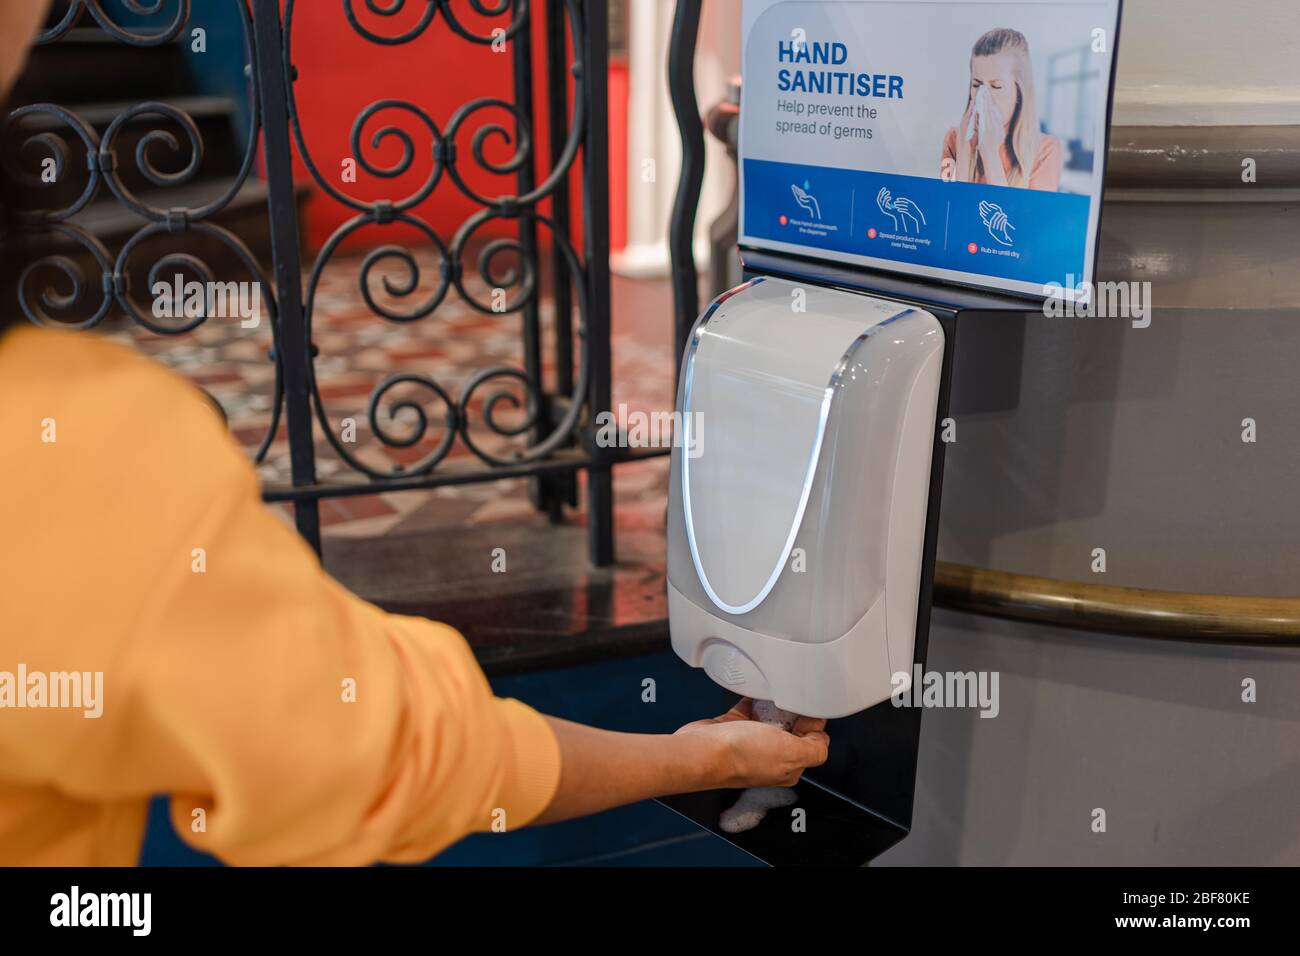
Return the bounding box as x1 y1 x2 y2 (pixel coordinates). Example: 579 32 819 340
613 0 741 277
1113 0 1300 125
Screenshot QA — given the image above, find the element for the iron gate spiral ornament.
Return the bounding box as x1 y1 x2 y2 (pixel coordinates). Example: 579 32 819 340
38 0 192 47
1 105 102 223
6 0 619 559
286 0 594 478
7 0 284 462
360 239 452 323
340 0 531 47
1 104 115 329
16 230 115 330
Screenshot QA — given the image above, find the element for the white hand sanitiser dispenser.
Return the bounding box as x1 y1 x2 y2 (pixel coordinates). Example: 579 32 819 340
667 276 945 719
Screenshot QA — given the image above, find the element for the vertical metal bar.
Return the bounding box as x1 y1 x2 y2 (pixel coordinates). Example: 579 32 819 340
546 0 576 519
668 0 704 383
250 0 321 555
546 0 574 398
511 3 544 436
581 0 614 566
510 0 554 518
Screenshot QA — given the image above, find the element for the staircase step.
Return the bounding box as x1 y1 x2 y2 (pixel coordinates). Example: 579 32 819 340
69 177 275 239
19 94 239 131
13 29 192 104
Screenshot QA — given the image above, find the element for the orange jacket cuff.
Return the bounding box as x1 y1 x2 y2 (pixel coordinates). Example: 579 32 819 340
493 697 562 830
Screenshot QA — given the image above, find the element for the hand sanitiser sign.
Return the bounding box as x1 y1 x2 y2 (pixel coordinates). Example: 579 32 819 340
739 0 1123 302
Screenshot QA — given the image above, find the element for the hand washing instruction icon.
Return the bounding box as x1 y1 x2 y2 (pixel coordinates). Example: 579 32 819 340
876 187 926 235
790 182 821 220
978 200 1016 246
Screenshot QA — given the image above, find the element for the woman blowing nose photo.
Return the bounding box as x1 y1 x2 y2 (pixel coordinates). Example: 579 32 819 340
940 27 1063 191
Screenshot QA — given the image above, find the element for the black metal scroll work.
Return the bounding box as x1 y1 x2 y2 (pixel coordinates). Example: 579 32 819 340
4 0 285 464
274 0 614 563
6 0 617 562
667 0 704 380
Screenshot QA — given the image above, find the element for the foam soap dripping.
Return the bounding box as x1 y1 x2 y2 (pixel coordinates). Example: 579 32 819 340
718 699 801 834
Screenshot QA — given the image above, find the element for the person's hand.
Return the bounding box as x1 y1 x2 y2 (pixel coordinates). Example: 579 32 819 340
977 93 1006 169
959 95 977 148
675 699 829 789
954 95 979 182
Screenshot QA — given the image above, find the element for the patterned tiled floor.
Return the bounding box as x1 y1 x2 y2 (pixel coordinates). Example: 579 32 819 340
103 247 679 540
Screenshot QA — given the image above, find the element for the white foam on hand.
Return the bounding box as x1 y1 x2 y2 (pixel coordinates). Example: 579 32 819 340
718 700 802 834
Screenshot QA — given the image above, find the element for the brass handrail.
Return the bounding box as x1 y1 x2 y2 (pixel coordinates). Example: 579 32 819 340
933 562 1300 645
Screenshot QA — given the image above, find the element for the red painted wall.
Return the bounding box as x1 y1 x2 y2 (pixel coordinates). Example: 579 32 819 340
284 2 592 255
607 60 628 253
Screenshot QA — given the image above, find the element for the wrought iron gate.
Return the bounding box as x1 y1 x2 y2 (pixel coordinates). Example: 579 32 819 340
4 0 618 563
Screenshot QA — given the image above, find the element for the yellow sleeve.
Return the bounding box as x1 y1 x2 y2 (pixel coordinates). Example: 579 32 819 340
19 332 560 865
156 465 560 865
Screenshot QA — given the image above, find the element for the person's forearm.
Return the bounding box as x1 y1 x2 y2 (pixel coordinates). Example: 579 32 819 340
532 717 726 825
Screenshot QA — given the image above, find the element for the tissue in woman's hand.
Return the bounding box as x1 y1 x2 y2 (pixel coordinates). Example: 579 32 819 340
963 85 991 143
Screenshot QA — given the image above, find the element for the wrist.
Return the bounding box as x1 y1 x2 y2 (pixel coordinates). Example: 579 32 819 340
676 728 735 792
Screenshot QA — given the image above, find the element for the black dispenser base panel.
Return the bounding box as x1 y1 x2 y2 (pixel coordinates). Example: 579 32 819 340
659 780 909 868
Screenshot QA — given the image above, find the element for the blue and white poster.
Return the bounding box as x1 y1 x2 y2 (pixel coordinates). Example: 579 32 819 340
739 0 1123 301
